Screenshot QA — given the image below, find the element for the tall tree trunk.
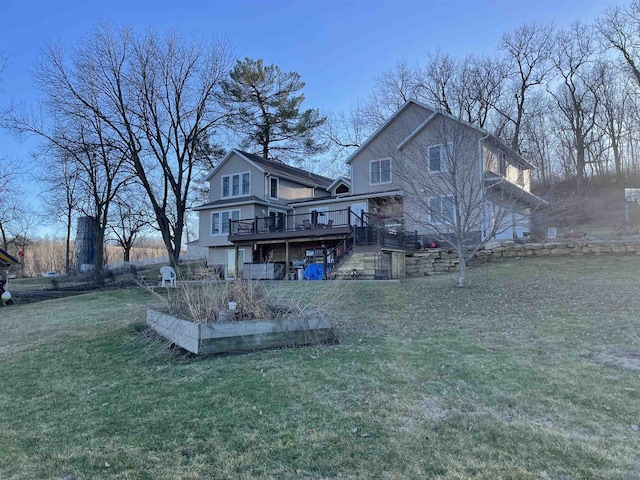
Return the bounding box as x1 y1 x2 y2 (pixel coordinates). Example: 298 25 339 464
0 223 7 252
65 207 72 275
611 133 622 181
457 249 468 288
576 136 586 190
93 226 105 281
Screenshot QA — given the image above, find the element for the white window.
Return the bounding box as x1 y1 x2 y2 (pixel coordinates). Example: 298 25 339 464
221 172 250 198
221 210 241 234
270 177 279 199
370 158 391 184
499 151 508 177
211 212 220 235
211 209 241 235
222 177 229 198
429 196 455 225
242 172 250 194
428 143 452 173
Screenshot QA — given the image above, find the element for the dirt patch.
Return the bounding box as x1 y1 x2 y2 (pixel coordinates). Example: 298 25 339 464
592 350 640 371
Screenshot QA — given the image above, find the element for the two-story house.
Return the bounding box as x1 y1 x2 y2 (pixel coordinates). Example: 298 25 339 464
195 149 346 278
195 99 546 279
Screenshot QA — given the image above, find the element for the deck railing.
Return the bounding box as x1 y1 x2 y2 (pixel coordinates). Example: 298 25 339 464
230 208 353 236
354 226 419 250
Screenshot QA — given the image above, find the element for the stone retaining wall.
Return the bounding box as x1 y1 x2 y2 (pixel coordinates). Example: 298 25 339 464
405 239 640 278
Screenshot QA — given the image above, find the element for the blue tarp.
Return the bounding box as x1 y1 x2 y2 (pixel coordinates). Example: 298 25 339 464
304 263 324 280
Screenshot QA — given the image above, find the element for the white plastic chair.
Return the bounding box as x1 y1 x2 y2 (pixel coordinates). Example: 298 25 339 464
160 266 177 287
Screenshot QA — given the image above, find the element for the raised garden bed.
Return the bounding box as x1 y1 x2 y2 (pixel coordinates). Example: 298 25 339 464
147 309 336 355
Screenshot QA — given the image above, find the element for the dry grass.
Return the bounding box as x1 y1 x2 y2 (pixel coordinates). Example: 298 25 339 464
1 256 640 478
151 280 349 325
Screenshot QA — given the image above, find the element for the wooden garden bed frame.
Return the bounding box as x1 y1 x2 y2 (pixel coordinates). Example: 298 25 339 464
147 309 336 355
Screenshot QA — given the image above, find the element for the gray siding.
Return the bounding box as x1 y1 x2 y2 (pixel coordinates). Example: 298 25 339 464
350 103 432 195
209 153 264 201
273 178 315 202
482 142 531 190
198 204 259 248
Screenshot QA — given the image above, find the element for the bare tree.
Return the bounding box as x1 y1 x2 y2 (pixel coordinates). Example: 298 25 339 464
416 51 458 114
392 114 542 287
30 25 233 266
360 59 424 128
0 51 21 251
14 105 131 276
456 54 507 129
322 62 423 163
598 1 640 87
549 23 604 189
0 49 13 126
0 159 23 251
520 98 555 185
321 101 371 172
498 22 556 152
590 59 636 180
328 54 505 163
108 183 153 262
37 148 80 274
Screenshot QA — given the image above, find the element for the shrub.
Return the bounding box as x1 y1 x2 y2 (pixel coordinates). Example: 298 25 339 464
150 280 347 325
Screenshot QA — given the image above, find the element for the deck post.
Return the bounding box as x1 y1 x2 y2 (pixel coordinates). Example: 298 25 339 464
285 241 290 280
235 244 240 280
322 244 327 280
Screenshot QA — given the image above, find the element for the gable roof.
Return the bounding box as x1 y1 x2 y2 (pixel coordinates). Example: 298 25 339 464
347 99 536 170
346 100 426 165
326 176 352 192
205 149 334 188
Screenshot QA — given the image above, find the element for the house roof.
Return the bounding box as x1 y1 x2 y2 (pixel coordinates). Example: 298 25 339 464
485 173 549 207
192 195 272 211
483 136 536 170
0 248 19 265
289 189 404 208
205 149 334 189
326 176 352 192
348 98 536 170
238 151 334 188
345 100 421 165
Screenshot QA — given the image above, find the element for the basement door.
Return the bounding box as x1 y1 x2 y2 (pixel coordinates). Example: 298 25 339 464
226 248 245 279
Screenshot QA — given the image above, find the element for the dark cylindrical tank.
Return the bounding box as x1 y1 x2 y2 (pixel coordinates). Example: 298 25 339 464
75 216 98 273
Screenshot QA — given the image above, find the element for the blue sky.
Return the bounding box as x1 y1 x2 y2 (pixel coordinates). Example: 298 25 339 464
0 0 610 225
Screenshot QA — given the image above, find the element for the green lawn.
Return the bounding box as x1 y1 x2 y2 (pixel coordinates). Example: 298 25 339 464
1 256 640 479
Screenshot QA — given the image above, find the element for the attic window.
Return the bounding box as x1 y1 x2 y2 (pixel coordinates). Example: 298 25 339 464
270 177 279 199
222 172 250 198
335 184 349 194
428 143 452 173
370 158 391 184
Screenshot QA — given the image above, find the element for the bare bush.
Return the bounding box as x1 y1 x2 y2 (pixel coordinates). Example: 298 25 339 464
150 280 348 326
